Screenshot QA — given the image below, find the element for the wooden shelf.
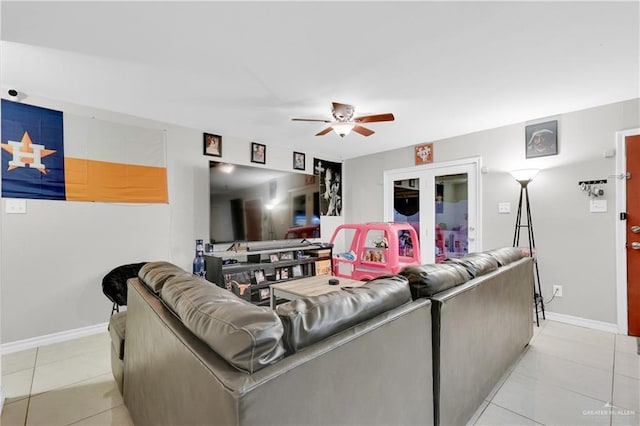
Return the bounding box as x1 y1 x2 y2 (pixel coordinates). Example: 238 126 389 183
204 243 333 305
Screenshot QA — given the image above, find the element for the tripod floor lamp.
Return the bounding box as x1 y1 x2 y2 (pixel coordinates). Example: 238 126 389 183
511 169 546 326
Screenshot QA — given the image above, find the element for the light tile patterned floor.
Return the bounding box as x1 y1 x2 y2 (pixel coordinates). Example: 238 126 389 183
1 332 132 426
471 320 640 426
1 320 638 425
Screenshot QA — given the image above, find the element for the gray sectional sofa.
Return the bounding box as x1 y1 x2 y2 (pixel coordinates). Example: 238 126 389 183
108 247 533 426
115 262 434 426
399 248 534 425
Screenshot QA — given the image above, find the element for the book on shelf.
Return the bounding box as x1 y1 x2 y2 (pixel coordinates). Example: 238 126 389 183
309 248 331 258
314 259 331 276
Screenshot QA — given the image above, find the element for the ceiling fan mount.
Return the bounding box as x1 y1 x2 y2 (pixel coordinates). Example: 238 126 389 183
292 102 394 137
331 103 354 122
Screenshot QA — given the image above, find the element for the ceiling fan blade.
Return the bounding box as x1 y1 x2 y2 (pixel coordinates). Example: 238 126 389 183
354 113 395 123
352 125 374 137
315 127 333 136
292 118 332 123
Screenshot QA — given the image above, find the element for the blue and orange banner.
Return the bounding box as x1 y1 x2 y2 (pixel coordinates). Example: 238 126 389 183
1 99 167 203
1 99 66 199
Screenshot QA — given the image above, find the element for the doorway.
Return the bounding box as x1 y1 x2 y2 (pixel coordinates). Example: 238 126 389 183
616 128 640 336
384 158 481 264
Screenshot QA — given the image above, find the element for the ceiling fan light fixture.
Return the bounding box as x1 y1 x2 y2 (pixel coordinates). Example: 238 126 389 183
332 122 355 137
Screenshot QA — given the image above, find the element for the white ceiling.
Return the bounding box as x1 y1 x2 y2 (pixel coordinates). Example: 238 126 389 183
1 1 638 160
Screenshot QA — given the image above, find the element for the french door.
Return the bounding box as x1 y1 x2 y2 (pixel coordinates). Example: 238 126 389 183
383 158 481 265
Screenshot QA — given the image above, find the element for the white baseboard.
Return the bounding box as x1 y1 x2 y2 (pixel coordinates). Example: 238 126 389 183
545 311 619 334
1 322 109 355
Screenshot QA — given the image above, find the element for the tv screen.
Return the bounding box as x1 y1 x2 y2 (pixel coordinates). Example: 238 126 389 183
209 161 320 244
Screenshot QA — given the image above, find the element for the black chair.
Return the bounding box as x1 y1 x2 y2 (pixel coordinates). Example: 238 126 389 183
102 262 147 315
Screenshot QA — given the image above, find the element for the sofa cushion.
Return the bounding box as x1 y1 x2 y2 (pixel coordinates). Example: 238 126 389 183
443 252 499 278
484 247 525 267
161 274 285 374
108 311 127 360
399 263 471 299
138 261 190 293
276 275 411 353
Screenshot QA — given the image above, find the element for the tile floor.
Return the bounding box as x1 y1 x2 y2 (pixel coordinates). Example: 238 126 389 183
0 319 638 425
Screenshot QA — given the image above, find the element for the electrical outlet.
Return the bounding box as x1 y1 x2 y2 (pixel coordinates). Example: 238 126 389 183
5 199 26 214
498 202 511 214
553 285 563 297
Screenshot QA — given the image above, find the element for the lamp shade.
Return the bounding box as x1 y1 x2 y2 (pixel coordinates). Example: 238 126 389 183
332 122 355 137
510 169 539 182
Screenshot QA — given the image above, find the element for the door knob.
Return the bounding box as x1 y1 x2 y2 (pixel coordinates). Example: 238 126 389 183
632 242 640 250
631 225 640 234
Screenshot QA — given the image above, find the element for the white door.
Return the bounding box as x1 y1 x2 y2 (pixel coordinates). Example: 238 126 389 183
384 158 481 264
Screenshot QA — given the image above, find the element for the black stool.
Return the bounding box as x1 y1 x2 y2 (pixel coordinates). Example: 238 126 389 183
102 262 147 315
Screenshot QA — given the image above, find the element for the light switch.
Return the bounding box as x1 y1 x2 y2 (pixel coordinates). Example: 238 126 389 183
5 199 26 214
498 202 511 214
590 199 607 213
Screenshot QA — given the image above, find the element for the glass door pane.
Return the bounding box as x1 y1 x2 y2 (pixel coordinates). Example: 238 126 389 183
384 158 479 265
435 173 468 260
393 178 421 248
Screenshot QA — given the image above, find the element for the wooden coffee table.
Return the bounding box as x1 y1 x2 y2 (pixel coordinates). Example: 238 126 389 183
269 275 366 309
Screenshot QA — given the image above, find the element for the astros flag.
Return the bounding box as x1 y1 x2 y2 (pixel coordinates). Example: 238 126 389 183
1 99 168 203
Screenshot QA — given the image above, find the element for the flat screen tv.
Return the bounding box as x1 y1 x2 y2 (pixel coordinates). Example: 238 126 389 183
209 161 320 245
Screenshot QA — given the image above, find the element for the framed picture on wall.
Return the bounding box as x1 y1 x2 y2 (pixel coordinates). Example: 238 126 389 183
251 142 266 164
525 120 558 159
203 133 222 157
414 143 433 164
293 152 305 170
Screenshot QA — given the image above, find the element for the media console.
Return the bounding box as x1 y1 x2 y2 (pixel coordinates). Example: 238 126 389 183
204 241 333 306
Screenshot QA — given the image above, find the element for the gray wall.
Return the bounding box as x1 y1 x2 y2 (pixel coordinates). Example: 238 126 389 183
2 97 637 344
345 99 640 324
0 96 336 345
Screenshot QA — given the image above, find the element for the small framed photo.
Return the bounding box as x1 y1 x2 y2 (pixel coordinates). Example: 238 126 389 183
254 269 266 284
203 133 222 157
526 120 558 159
280 251 294 261
414 143 433 165
281 268 289 279
259 288 271 300
269 254 279 263
251 142 266 164
292 265 303 278
293 152 306 170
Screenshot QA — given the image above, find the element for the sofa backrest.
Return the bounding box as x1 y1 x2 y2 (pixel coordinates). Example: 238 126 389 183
399 263 471 299
443 252 499 278
138 261 191 293
160 273 285 374
137 262 416 375
399 247 526 299
484 247 525 266
276 275 412 353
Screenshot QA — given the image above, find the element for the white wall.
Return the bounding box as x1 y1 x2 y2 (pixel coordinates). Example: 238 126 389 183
345 99 640 325
0 95 339 345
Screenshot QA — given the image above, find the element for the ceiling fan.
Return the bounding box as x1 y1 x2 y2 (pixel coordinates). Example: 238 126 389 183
292 102 395 137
